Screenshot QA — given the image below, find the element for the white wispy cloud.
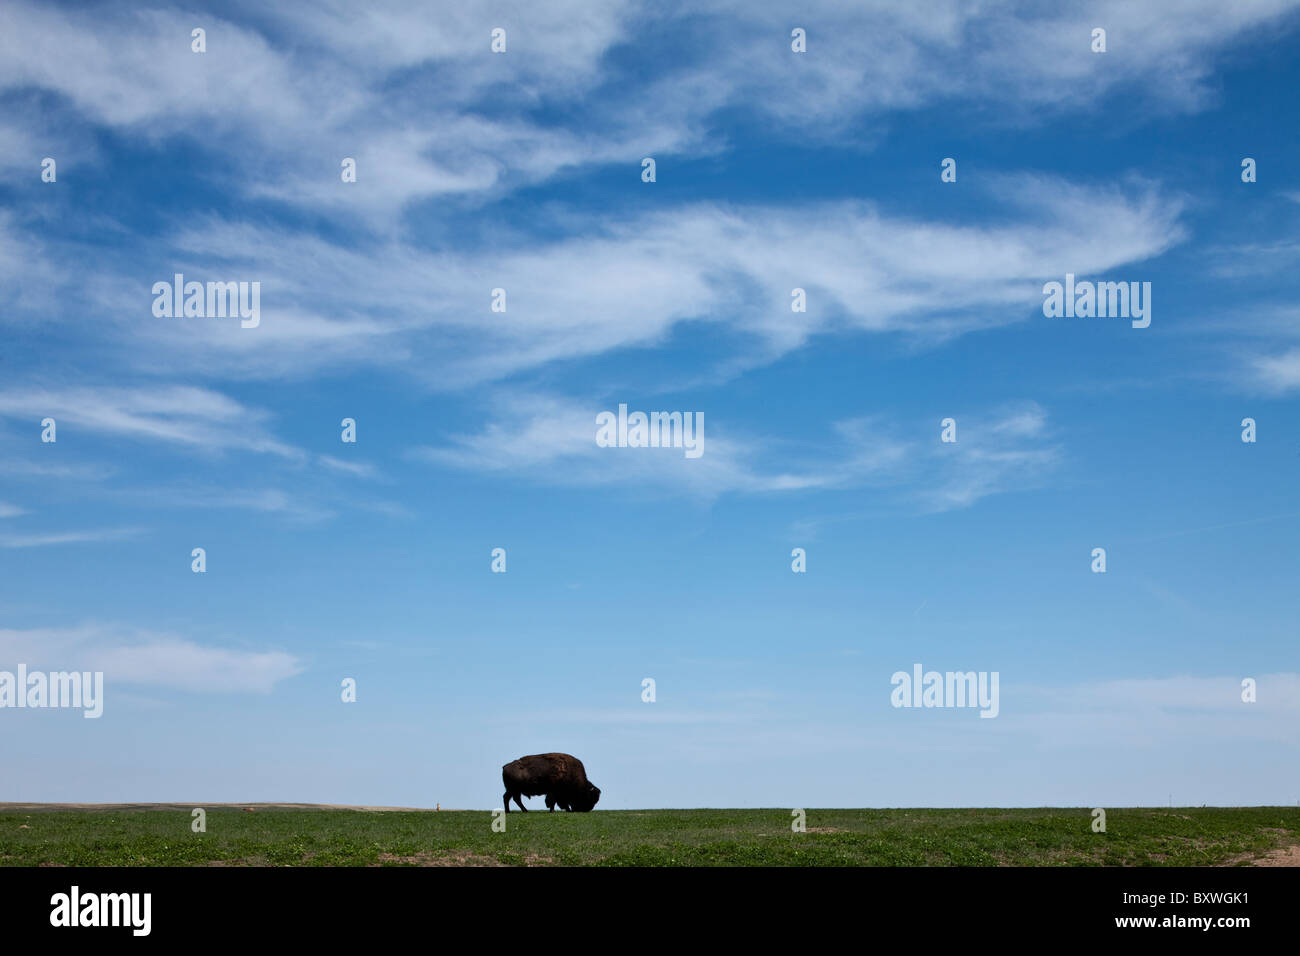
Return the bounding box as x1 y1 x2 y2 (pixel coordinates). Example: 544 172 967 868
93 477 397 524
1067 673 1300 712
317 455 378 478
414 394 1059 507
0 625 304 693
0 527 142 549
1248 347 1300 392
0 456 117 481
411 393 816 499
2 0 1289 222
678 0 1300 125
18 179 1183 387
128 487 336 523
0 0 646 226
510 673 1300 759
0 385 300 457
997 673 1300 749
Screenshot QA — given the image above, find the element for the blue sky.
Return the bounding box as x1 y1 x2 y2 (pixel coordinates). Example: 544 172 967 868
1 1 1298 809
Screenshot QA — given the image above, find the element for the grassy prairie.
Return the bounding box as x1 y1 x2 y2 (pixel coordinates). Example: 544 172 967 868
2 805 1296 866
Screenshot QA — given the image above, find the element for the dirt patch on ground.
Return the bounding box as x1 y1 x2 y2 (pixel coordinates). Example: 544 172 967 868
372 851 506 867
204 857 269 867
994 848 1098 867
369 851 555 867
806 827 848 834
1252 845 1300 866
1222 843 1300 867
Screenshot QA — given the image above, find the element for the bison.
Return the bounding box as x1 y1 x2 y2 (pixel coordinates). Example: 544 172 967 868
502 752 600 813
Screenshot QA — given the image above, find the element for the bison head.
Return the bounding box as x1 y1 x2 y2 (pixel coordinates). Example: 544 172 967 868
570 783 601 812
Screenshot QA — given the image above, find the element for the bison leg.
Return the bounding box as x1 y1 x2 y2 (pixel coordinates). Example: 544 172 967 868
503 790 511 813
545 795 556 811
512 791 529 812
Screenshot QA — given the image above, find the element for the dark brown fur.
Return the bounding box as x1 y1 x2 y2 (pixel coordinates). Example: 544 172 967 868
502 752 601 813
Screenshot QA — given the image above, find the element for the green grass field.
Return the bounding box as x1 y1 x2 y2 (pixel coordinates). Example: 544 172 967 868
2 805 1296 866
